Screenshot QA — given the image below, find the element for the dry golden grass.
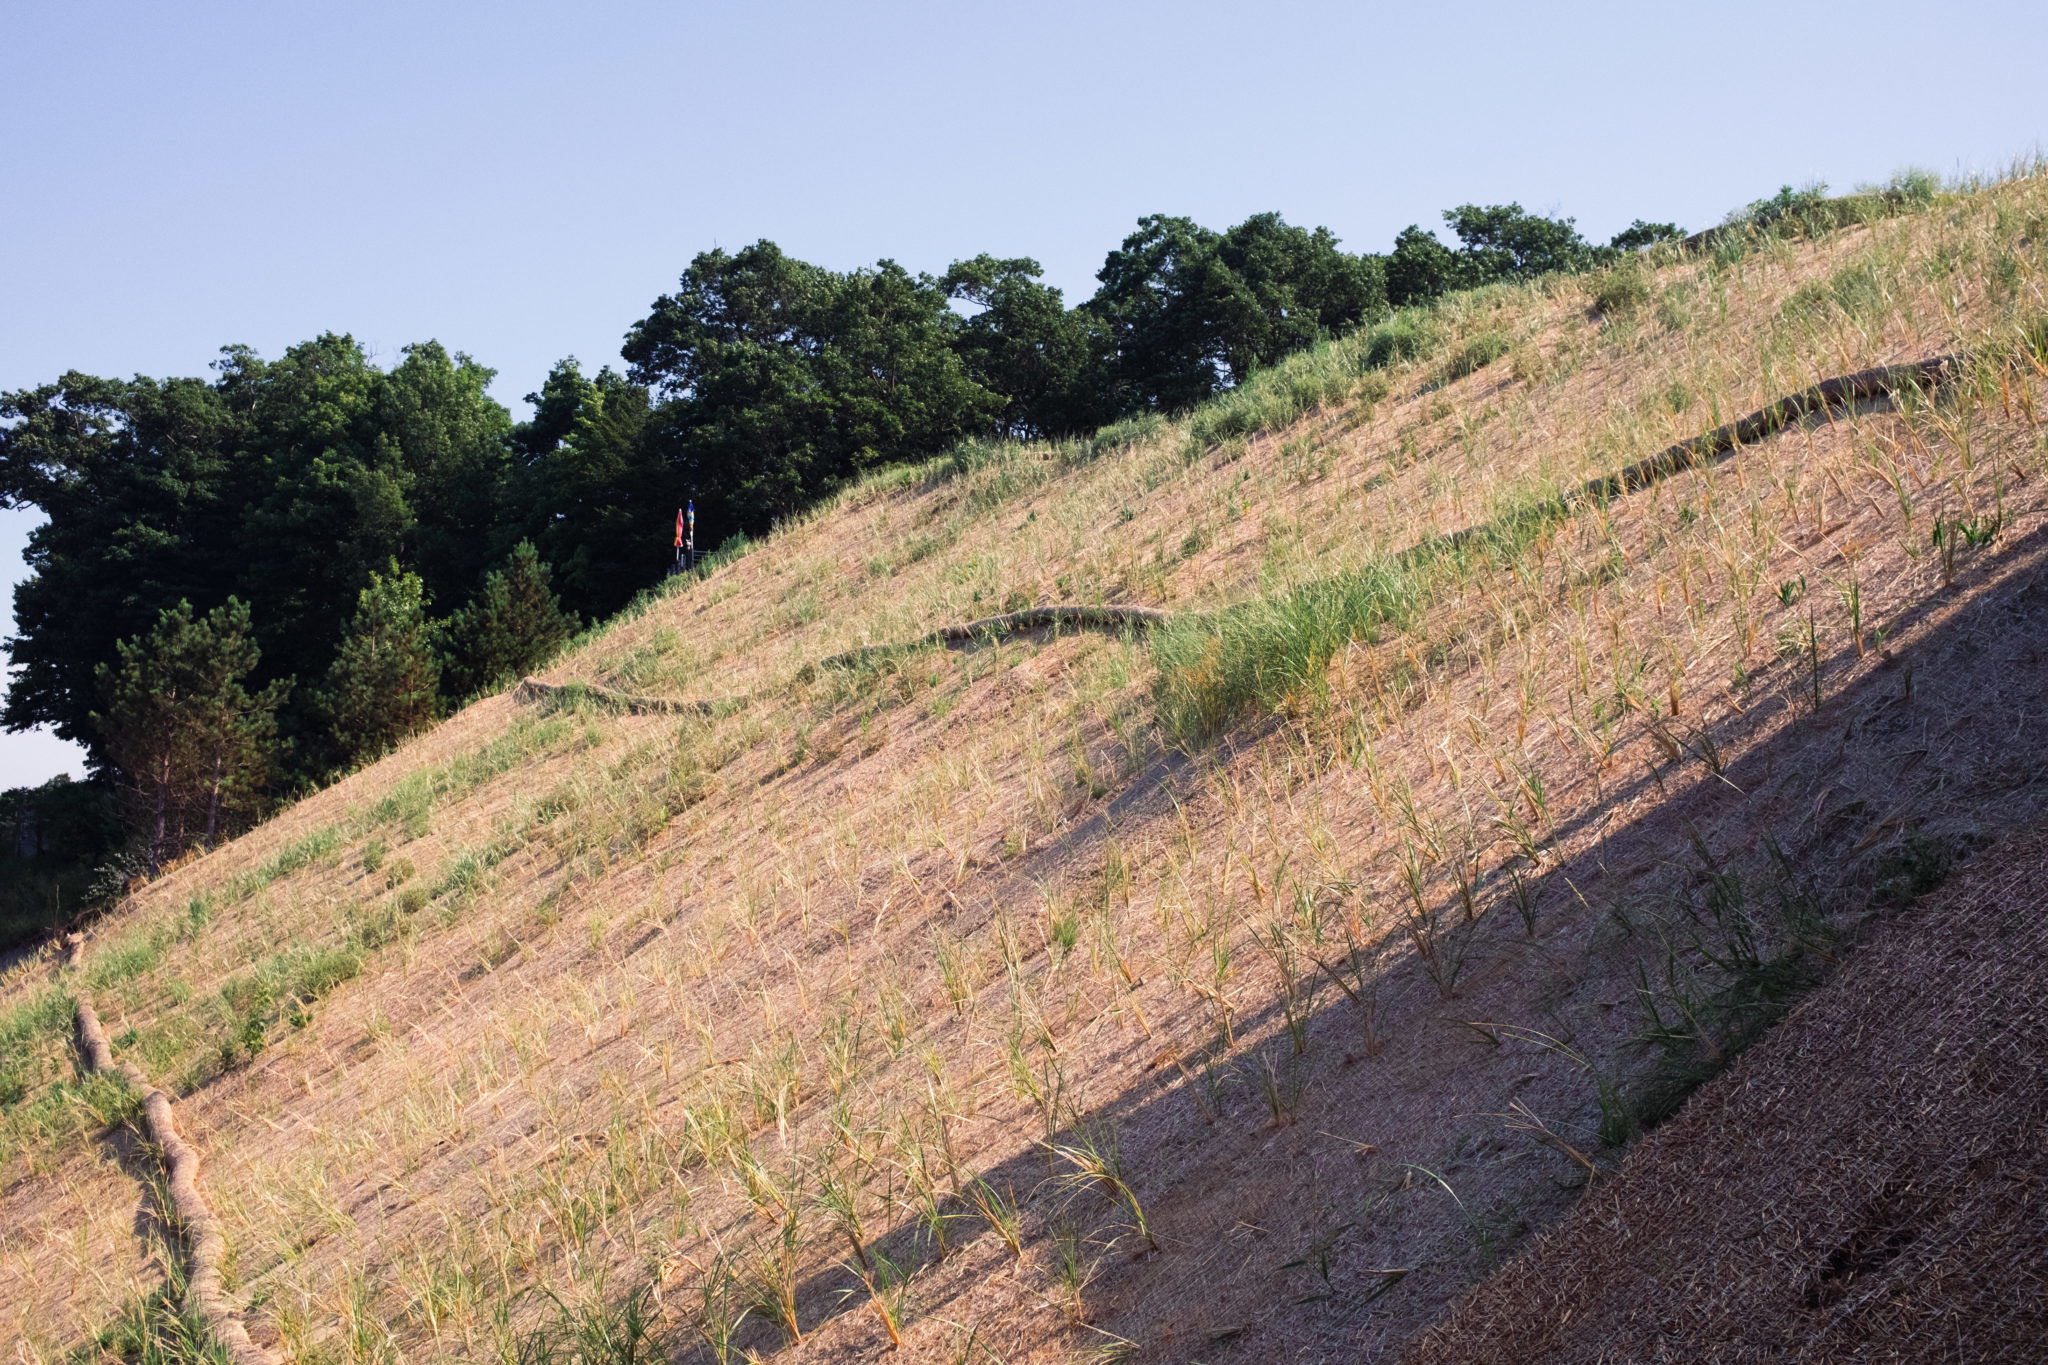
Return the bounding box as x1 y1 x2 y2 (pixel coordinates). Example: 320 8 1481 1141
5 171 2047 1362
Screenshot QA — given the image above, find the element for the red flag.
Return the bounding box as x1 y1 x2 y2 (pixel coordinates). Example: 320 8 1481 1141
674 508 684 549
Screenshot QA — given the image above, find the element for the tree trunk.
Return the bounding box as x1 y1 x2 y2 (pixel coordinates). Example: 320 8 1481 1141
204 745 224 852
150 749 172 874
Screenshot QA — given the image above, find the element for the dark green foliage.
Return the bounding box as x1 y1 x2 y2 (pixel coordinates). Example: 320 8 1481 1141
941 255 1118 439
229 338 510 713
1609 219 1686 251
441 541 578 697
1 369 251 757
511 360 663 619
1442 203 1603 280
321 567 440 766
1 334 527 798
1086 212 1386 411
1387 203 1612 306
0 776 121 950
1705 178 1932 255
0 776 118 868
6 191 1688 869
622 241 1001 540
1730 183 1834 233
92 598 286 868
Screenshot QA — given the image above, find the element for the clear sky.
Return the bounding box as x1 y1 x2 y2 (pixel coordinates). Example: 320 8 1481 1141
4 0 2042 786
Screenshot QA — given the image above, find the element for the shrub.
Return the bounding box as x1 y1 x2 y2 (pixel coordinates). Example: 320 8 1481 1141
1362 312 1440 370
321 566 441 765
433 853 486 902
1875 166 1940 207
1591 264 1652 315
1086 411 1167 460
1609 219 1685 251
1728 182 1832 233
1439 331 1511 383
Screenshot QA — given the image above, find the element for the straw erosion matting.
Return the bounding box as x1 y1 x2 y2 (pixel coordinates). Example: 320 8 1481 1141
1403 818 2048 1365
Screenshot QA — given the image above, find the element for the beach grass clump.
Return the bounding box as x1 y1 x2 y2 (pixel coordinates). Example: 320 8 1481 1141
1151 562 1426 744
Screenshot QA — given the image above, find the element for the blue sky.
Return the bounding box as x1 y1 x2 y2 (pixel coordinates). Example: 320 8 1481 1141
4 0 2042 786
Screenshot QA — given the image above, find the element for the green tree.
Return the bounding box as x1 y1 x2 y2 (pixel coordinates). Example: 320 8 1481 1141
1085 212 1384 411
321 567 440 766
510 360 662 618
1384 224 1464 307
1387 204 1611 307
372 341 515 611
1442 202 1600 281
230 335 414 705
1209 212 1386 381
441 541 579 697
1086 215 1229 412
2 369 255 767
622 241 1000 545
91 598 285 868
942 255 1115 439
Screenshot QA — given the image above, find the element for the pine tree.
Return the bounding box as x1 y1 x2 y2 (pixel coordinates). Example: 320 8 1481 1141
92 599 285 869
440 541 579 697
322 566 440 765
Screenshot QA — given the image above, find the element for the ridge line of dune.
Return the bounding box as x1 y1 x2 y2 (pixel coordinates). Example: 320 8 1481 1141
64 934 284 1365
515 604 1175 714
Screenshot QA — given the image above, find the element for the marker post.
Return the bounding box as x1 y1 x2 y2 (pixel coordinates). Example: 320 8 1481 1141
671 501 698 576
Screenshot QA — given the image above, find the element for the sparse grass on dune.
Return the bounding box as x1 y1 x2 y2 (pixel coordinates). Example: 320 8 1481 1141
3 169 2046 1362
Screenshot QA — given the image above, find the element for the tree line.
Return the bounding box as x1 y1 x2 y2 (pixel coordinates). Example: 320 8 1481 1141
0 199 1679 912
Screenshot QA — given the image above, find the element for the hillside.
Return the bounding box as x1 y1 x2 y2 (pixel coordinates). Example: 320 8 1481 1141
5 171 2047 1363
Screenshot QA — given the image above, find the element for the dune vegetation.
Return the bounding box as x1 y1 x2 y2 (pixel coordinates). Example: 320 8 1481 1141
4 165 2047 1362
